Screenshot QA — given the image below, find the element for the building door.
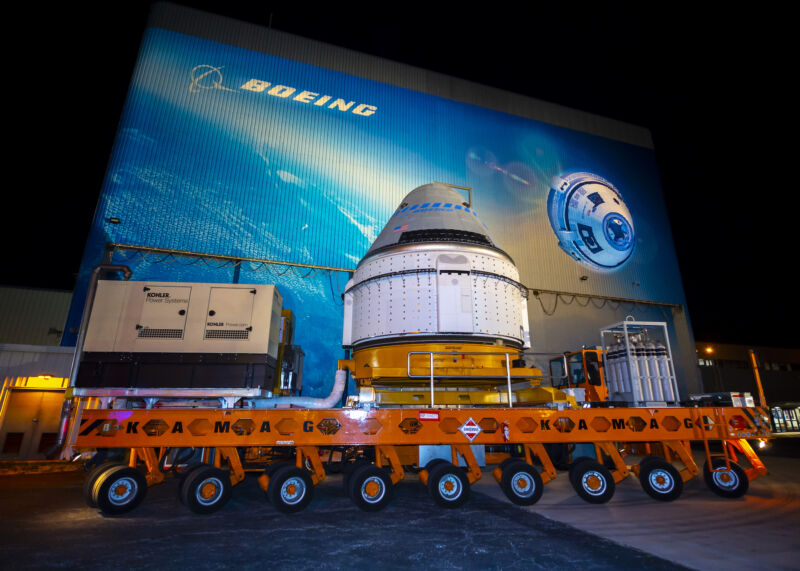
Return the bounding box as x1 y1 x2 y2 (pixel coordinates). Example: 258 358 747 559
0 390 64 459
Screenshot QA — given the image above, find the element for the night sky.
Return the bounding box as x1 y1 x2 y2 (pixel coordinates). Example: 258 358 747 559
6 2 795 347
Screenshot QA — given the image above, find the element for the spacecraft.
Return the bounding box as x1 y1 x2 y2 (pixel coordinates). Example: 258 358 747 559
342 183 536 397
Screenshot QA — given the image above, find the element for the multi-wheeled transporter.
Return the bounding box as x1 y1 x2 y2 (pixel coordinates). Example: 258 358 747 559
68 184 771 515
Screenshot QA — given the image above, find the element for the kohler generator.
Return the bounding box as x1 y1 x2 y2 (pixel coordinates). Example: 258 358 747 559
75 281 283 390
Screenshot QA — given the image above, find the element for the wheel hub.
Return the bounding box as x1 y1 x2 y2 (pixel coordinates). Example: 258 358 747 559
364 480 381 498
511 473 535 498
713 470 737 489
439 475 462 500
195 477 224 506
108 477 137 505
649 469 674 492
200 482 218 499
361 476 386 503
281 477 305 504
582 471 607 495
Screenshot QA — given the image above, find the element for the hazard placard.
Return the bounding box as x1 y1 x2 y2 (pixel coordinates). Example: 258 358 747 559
459 417 482 442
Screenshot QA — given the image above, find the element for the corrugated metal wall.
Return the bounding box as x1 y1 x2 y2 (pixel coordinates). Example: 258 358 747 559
0 344 74 379
0 287 71 346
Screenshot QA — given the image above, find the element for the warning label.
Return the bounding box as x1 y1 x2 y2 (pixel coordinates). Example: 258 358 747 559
459 417 482 442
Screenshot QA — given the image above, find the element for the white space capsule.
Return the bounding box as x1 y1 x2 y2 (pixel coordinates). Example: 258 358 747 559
547 172 635 271
342 183 530 349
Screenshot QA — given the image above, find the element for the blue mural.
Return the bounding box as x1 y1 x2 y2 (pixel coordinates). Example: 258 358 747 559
65 27 685 397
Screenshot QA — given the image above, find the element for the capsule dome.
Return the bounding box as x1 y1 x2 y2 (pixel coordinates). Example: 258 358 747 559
343 183 530 349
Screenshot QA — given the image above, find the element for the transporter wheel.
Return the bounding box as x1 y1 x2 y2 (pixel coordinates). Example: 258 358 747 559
499 457 525 472
342 459 370 495
83 462 125 508
181 466 232 514
177 463 206 504
259 461 294 504
348 464 394 512
638 455 663 470
269 466 314 513
500 462 543 506
568 457 595 488
703 459 749 498
427 462 470 509
422 458 449 493
95 466 148 515
639 459 683 502
265 461 295 478
571 460 615 504
424 458 449 472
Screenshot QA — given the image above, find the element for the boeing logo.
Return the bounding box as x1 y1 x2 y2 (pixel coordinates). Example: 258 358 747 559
189 65 237 93
189 64 377 117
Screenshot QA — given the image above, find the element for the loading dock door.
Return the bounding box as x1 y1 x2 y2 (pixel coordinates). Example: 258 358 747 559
0 390 64 459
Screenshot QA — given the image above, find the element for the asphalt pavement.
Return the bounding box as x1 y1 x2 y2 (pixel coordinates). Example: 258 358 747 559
1 441 798 570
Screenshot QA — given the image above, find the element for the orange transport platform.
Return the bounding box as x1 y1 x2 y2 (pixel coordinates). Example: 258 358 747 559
72 405 771 515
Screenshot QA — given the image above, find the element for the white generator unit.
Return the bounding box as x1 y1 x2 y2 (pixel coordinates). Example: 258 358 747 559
76 281 283 390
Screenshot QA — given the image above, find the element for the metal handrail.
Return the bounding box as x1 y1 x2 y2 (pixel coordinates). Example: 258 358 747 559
405 351 570 408
406 351 517 408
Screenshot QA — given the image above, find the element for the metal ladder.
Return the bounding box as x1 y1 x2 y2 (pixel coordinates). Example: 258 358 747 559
694 407 733 472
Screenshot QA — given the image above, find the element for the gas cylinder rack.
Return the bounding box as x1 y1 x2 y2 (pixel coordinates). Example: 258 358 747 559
601 319 680 405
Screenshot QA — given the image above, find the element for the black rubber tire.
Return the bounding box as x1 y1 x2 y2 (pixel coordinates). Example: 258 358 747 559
342 459 369 494
262 461 295 503
348 464 394 511
571 460 615 504
266 461 295 478
181 466 233 514
500 462 543 506
268 466 314 513
424 458 449 472
499 457 525 472
95 466 148 515
427 462 470 508
83 462 125 508
639 459 683 502
638 455 663 470
177 463 206 504
568 456 596 488
422 459 450 496
703 459 749 498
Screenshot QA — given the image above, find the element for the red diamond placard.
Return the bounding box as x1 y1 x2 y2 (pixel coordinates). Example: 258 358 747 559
459 417 482 442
